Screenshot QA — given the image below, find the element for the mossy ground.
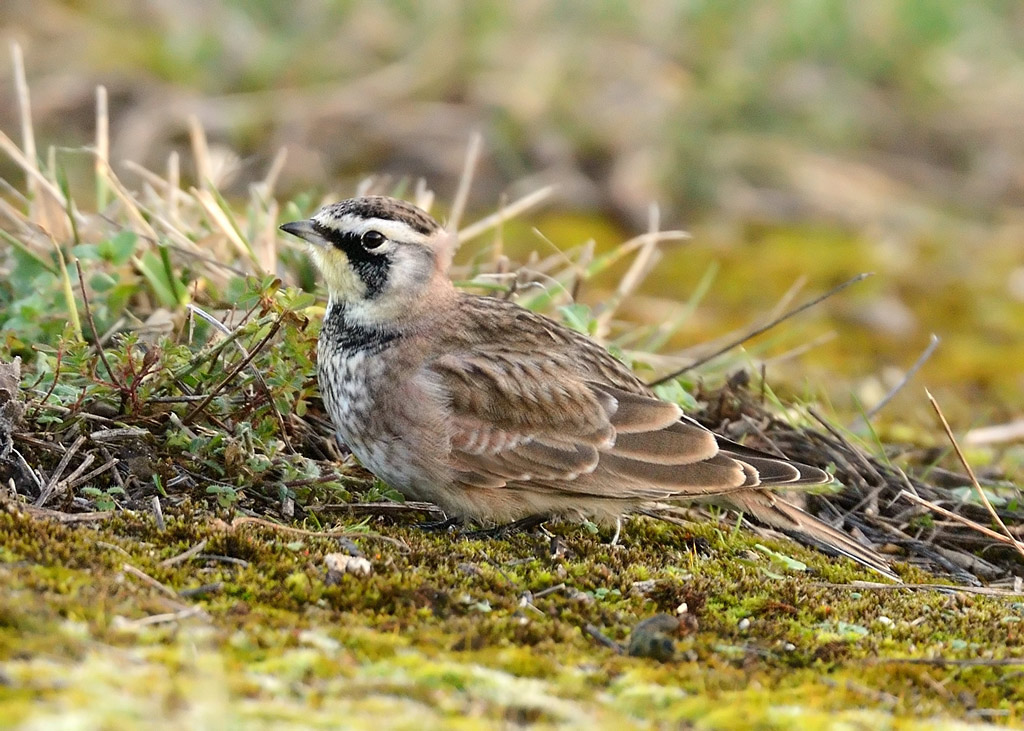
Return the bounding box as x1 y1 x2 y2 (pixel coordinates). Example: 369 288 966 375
2 500 1021 728
4 6 1024 725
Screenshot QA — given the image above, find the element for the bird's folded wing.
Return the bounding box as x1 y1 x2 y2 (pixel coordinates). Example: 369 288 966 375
432 353 753 498
712 434 831 485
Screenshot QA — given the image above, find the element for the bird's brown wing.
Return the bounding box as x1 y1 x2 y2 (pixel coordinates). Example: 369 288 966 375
432 351 754 500
443 294 831 490
432 302 896 581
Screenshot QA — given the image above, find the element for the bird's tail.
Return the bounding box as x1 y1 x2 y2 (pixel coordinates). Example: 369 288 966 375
726 489 900 582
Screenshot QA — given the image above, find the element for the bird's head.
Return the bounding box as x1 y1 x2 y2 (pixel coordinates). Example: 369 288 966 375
281 196 455 327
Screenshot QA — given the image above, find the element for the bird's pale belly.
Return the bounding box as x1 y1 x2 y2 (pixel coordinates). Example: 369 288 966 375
317 347 437 502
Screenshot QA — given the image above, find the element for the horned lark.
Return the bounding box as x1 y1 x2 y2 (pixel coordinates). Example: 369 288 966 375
281 196 897 580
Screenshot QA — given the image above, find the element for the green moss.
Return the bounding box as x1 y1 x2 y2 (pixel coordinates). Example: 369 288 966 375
0 505 1021 727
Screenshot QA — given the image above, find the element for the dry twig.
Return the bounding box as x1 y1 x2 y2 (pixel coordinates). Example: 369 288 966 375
926 389 1024 564
649 272 873 386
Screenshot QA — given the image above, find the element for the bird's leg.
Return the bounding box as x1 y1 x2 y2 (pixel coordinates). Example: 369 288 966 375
463 514 548 539
416 515 462 532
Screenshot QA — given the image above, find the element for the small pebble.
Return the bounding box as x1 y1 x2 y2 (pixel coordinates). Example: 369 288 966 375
337 537 363 557
738 617 750 631
564 587 594 604
324 553 372 583
628 613 682 662
630 580 658 597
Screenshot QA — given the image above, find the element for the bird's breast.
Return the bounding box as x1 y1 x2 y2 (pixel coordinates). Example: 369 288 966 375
316 336 450 494
317 345 376 440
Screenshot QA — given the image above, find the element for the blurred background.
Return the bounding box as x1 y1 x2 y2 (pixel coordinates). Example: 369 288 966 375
2 0 1023 431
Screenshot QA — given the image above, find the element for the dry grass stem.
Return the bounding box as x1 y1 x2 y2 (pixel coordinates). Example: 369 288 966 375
98 160 160 242
11 43 38 205
764 275 807 325
194 187 260 271
925 389 1024 563
95 85 109 210
816 580 1024 597
965 419 1024 447
898 489 1024 553
34 435 87 507
0 127 68 212
762 330 838 366
159 539 210 568
121 564 178 598
167 151 181 225
859 334 941 425
448 130 482 235
65 458 119 491
457 185 556 243
119 607 206 629
76 259 120 387
649 272 874 387
594 203 665 338
214 515 411 552
188 114 213 191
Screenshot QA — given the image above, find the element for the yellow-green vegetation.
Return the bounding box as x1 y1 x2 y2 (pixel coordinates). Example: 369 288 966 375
7 0 1024 415
0 149 1021 725
3 4 1024 727
2 505 1022 729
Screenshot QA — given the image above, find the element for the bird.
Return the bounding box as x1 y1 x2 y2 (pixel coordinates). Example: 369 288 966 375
280 195 898 581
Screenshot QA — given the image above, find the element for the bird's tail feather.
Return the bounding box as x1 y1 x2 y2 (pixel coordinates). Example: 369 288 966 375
726 490 900 582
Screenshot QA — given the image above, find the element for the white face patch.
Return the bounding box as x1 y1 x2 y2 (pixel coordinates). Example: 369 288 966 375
306 207 441 328
344 242 438 327
311 212 434 255
307 245 367 301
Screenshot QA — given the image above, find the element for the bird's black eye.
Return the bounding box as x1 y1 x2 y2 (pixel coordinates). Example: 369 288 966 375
361 230 386 250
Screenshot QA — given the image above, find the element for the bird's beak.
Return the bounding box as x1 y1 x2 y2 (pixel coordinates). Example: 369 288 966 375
279 219 327 246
